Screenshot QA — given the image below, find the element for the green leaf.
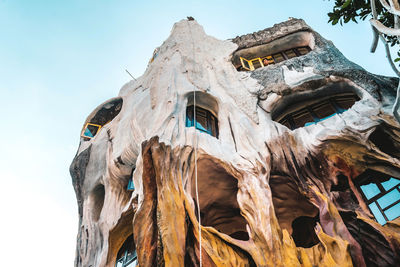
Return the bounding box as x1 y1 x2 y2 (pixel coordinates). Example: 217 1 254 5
394 57 400 62
341 0 352 9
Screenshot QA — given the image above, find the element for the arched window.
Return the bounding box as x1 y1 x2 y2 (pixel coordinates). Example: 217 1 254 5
238 46 311 71
186 105 218 138
115 235 137 267
273 92 359 130
232 31 314 71
81 97 123 140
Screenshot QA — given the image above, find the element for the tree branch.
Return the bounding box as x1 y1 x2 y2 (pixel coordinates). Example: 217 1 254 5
393 82 400 122
370 18 400 35
379 0 400 16
370 26 379 52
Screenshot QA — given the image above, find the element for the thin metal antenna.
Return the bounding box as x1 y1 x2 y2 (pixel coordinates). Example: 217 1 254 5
125 69 137 81
186 19 202 267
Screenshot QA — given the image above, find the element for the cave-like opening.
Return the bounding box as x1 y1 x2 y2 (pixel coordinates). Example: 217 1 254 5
191 158 249 241
269 174 320 248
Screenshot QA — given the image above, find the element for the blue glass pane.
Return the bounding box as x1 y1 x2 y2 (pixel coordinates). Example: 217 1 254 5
377 190 400 209
369 202 387 225
195 121 208 132
360 183 381 200
83 127 94 138
382 178 400 191
127 180 135 191
385 202 400 221
186 118 193 127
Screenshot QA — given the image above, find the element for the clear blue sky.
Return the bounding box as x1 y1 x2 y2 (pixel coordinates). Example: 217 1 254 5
0 1 396 266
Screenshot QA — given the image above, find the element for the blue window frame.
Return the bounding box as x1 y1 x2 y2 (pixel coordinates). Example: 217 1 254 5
186 106 218 138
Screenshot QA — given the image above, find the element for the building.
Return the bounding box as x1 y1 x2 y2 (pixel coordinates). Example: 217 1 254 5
70 18 400 267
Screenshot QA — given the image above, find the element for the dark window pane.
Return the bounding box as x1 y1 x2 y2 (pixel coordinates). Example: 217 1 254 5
274 93 359 130
251 58 262 69
292 109 314 128
334 95 357 110
280 119 291 129
209 115 216 137
196 108 207 117
312 101 336 120
272 53 284 63
297 47 310 55
116 235 137 267
242 58 250 69
195 111 208 132
284 49 297 59
90 98 123 126
186 106 194 127
186 106 218 138
117 235 134 260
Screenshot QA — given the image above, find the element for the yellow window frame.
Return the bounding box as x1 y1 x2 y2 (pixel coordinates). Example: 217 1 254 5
249 58 264 69
81 123 102 139
240 57 253 71
240 57 270 71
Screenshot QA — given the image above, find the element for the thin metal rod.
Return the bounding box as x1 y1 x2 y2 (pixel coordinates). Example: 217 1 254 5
125 69 137 81
186 19 202 267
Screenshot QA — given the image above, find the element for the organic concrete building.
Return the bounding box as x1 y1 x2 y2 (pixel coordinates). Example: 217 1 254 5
70 18 400 267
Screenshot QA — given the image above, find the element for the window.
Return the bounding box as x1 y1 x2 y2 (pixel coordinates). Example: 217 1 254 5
82 123 102 139
277 93 359 130
232 31 314 71
284 49 297 59
115 235 138 267
127 180 135 191
186 106 218 138
272 52 285 63
81 97 123 140
237 46 311 71
359 176 400 225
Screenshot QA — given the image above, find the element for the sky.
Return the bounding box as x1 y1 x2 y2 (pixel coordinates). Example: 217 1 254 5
0 1 397 266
